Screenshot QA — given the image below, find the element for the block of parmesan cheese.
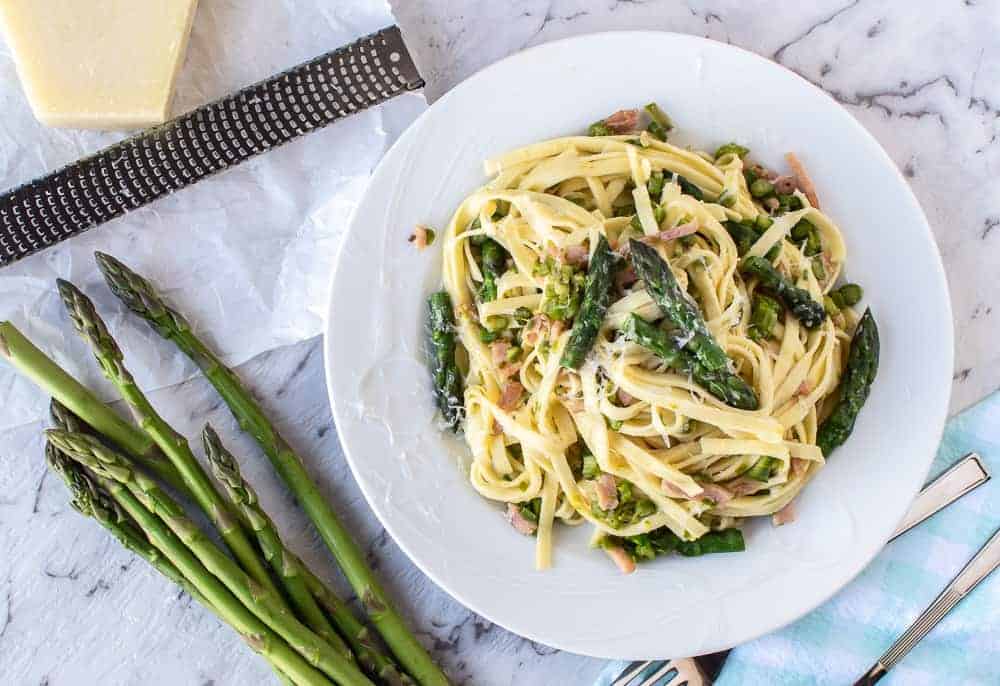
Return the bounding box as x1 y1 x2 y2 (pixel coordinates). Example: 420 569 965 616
0 0 199 130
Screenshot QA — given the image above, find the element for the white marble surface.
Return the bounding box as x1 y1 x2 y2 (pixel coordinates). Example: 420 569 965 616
2 1 999 684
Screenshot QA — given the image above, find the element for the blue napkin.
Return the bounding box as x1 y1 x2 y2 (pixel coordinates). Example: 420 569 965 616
596 391 1000 686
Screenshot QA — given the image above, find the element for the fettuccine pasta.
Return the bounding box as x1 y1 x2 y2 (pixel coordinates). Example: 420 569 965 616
428 105 867 572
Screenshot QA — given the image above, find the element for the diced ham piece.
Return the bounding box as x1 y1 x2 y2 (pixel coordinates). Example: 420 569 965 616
772 501 797 526
522 314 550 346
763 197 780 213
791 458 810 479
490 340 510 366
505 503 537 536
617 389 636 406
498 381 523 411
604 545 637 574
409 224 433 250
773 175 798 195
796 381 812 397
595 473 619 511
615 264 638 290
784 153 820 209
491 418 502 435
700 483 734 505
656 221 699 242
603 109 640 134
729 478 766 496
564 245 590 266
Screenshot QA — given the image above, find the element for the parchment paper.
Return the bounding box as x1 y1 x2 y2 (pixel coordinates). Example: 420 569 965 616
0 0 427 431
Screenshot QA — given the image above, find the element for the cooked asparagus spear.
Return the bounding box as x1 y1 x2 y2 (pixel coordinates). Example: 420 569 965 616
740 256 826 328
203 425 353 662
96 252 450 686
55 279 284 604
204 425 414 686
427 291 464 431
560 235 617 369
621 314 758 411
48 430 374 686
0 321 186 493
628 239 731 373
477 239 506 302
817 308 880 456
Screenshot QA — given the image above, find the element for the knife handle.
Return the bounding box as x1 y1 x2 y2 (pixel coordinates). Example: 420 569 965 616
855 526 1000 685
0 25 423 268
888 453 989 541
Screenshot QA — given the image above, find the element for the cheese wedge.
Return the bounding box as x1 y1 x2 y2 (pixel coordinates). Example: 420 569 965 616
0 0 199 130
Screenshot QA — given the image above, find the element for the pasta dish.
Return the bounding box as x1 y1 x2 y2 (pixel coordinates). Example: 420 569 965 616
424 104 879 573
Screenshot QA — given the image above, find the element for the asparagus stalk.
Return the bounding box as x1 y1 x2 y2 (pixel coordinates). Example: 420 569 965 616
48 414 297 686
621 314 758 411
96 253 449 686
0 321 185 492
628 239 732 372
477 239 506 302
740 256 826 328
427 291 464 431
48 430 374 686
203 425 353 662
204 425 413 686
56 279 284 604
45 443 210 608
560 235 617 370
817 308 880 456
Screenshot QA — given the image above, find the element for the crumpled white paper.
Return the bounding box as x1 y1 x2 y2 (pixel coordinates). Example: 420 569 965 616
0 0 427 432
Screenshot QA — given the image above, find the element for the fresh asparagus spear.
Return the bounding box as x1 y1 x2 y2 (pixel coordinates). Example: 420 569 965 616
477 239 506 302
817 308 880 456
740 256 826 328
628 239 731 373
0 321 186 493
560 235 617 369
46 443 211 608
48 412 298 686
96 252 450 686
427 291 464 432
204 425 414 686
48 430 374 686
621 314 758 411
56 279 285 604
203 425 353 662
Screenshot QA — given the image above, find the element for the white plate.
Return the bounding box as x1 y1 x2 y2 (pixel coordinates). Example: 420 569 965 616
324 31 952 659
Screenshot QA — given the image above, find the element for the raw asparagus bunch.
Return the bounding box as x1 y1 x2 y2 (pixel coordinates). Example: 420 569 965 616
56 279 283 604
205 425 413 686
95 252 449 686
48 429 376 686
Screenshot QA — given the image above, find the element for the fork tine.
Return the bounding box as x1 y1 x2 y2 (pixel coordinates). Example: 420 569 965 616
611 660 654 686
638 661 678 686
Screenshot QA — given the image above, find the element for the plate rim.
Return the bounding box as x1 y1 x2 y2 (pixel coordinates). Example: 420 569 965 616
324 29 954 659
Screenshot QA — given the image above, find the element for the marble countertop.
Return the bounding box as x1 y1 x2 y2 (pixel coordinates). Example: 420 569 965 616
2 1 998 684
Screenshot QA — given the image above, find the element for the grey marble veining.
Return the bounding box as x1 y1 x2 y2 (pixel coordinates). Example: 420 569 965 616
2 2 999 684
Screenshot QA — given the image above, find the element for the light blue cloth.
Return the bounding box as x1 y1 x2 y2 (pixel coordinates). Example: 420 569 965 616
596 392 1000 685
